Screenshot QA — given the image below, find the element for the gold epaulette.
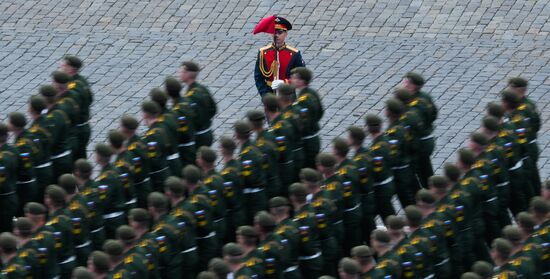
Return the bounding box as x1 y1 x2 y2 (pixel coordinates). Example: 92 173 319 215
284 45 299 52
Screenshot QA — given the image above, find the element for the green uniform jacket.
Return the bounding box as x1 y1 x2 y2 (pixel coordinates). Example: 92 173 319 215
296 87 323 136
184 82 216 132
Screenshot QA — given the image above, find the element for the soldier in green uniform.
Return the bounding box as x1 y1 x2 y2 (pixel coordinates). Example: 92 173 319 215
127 208 161 279
72 267 94 279
234 120 267 223
7 112 38 216
87 251 112 279
197 146 227 248
263 93 295 196
236 225 264 276
27 95 54 202
402 72 437 188
108 130 137 210
338 257 361 279
384 98 418 208
179 61 216 148
147 192 183 278
507 78 541 196
502 225 541 278
255 211 287 279
51 71 80 164
490 238 524 278
73 159 105 251
364 114 396 221
208 258 230 279
403 204 435 279
0 123 18 233
13 217 42 279
0 232 32 278
61 55 93 161
58 174 91 266
350 245 385 279
103 240 136 279
116 226 150 279
150 88 182 177
182 165 218 271
40 85 72 180
386 215 423 279
23 202 60 278
247 110 281 199
371 229 402 278
471 261 494 279
164 176 199 278
165 76 197 168
120 115 152 209
44 185 76 279
218 136 246 243
289 67 324 169
222 243 259 278
527 199 550 277
94 144 126 239
141 101 170 192
276 85 304 182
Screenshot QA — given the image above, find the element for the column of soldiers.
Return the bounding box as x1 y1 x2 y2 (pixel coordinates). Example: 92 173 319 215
0 54 546 279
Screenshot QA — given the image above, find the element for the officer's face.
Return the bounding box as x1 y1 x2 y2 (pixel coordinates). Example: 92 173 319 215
60 62 77 76
401 78 417 93
273 30 287 46
290 74 305 88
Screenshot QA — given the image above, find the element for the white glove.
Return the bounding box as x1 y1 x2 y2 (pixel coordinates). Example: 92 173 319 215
271 79 284 90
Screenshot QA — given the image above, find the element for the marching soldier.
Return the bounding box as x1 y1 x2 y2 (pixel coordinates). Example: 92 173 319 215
350 245 385 279
28 95 54 202
236 225 264 275
120 115 152 209
471 261 494 279
179 61 216 148
490 238 521 277
222 243 258 278
141 101 170 192
338 257 361 279
51 71 80 164
116 226 150 279
102 240 133 279
0 232 32 278
61 55 93 160
255 211 288 279
386 215 424 279
12 218 40 279
127 208 161 279
108 130 137 210
0 123 17 233
165 76 196 168
207 258 230 279
371 229 401 278
403 205 435 279
290 67 323 169
277 85 305 180
87 251 112 279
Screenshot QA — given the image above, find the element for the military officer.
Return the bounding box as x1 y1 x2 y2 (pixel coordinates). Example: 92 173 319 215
254 16 305 96
108 130 137 210
0 232 32 278
142 101 170 192
255 211 287 279
103 240 134 279
12 217 41 279
0 123 18 233
402 205 435 279
179 61 216 148
338 257 361 279
127 208 161 279
207 258 230 279
371 229 401 278
471 261 494 279
236 225 264 275
350 245 385 279
277 85 305 181
51 71 80 164
87 251 112 279
72 267 94 279
490 238 521 277
116 226 149 279
386 215 423 279
223 242 258 278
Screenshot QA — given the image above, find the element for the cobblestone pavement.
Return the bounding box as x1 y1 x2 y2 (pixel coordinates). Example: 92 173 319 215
0 0 548 180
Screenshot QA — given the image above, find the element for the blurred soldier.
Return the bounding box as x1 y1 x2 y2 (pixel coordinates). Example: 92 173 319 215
141 101 170 192
0 123 18 233
223 243 258 278
28 95 54 201
108 130 137 210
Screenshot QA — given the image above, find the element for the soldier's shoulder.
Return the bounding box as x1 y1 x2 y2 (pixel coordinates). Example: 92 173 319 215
284 44 299 53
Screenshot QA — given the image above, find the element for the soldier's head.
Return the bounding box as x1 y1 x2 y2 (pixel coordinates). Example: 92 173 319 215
402 72 425 93
180 61 200 84
0 123 8 144
164 176 185 202
529 196 550 225
416 189 436 216
273 16 291 47
490 238 513 266
385 215 405 241
481 116 500 138
116 225 138 248
197 271 218 279
290 67 312 88
219 136 236 158
443 163 462 184
262 93 279 114
268 196 291 218
351 245 376 272
182 164 202 188
74 159 93 181
61 55 82 76
501 225 523 248
72 266 94 279
141 101 161 126
150 87 168 109
58 173 78 195
299 168 321 191
253 211 276 236
384 98 405 121
28 95 47 117
364 113 382 135
246 110 266 130
107 129 126 152
44 184 67 209
393 87 413 104
94 143 114 166
276 84 296 105
472 261 494 279
235 225 258 247
486 102 505 120
24 202 47 227
208 258 231 279
196 146 217 170
370 229 391 254
428 175 449 197
120 114 139 137
222 242 245 268
0 232 18 256
507 77 528 96
51 70 71 93
457 148 476 170
332 137 349 160
347 126 366 148
516 212 536 239
500 90 521 111
165 76 182 99
39 84 58 106
338 257 361 279
87 251 111 276
233 120 252 141
543 180 550 201
288 182 308 206
469 132 488 154
147 192 169 218
103 239 125 265
461 272 483 279
13 217 34 239
7 112 26 133
316 152 337 175
404 205 423 229
128 208 151 231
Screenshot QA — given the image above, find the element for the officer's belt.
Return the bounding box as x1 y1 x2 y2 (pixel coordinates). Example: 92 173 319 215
196 231 216 239
167 153 180 160
180 246 197 254
51 150 71 160
149 167 168 175
125 198 137 206
434 258 449 266
374 176 393 186
178 141 195 147
134 177 150 185
16 178 36 184
508 160 523 171
424 274 435 279
243 188 264 194
298 251 322 261
293 147 303 152
281 160 294 165
391 164 410 170
213 218 224 223
332 220 343 225
420 134 434 141
195 128 211 135
103 211 124 219
75 240 91 249
484 197 497 203
302 132 319 140
496 181 510 187
529 139 537 144
59 256 76 265
344 203 360 212
283 265 299 273
34 162 52 169
0 191 15 196
76 121 89 127
91 227 104 234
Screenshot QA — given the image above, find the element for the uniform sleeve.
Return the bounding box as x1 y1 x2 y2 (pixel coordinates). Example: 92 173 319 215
255 51 272 96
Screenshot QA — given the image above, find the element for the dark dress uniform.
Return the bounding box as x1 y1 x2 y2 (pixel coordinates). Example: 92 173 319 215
142 122 170 192
409 93 437 188
335 159 363 252
46 108 72 180
471 154 500 245
32 227 60 278
78 181 105 250
239 140 267 223
376 250 402 279
295 87 323 169
171 97 197 167
445 186 475 274
268 115 295 197
15 240 40 279
517 100 541 196
189 187 218 271
158 111 182 177
220 159 246 242
385 122 416 208
45 208 75 279
258 232 287 279
203 169 227 249
113 151 137 210
280 104 304 182
96 164 126 239
369 135 396 220
0 256 32 279
29 117 54 202
68 77 93 160
291 211 323 279
254 43 305 96
54 90 80 164
171 199 199 279
274 218 302 279
0 148 17 233
126 135 152 209
152 214 183 279
65 196 91 266
255 129 282 199
352 147 377 245
13 131 38 215
118 248 149 279
136 232 161 279
309 195 341 277
184 82 216 148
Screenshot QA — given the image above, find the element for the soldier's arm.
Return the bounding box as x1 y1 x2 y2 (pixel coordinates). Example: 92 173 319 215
254 51 272 96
